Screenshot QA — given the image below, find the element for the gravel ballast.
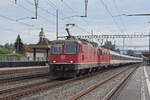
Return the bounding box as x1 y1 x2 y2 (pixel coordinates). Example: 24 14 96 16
19 66 132 100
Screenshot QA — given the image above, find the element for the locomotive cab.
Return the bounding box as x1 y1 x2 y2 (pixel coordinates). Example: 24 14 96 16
50 40 81 78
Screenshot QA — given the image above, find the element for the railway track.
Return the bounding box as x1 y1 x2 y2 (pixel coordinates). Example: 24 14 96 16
67 66 137 100
0 66 132 100
0 72 49 84
102 68 136 100
0 67 48 75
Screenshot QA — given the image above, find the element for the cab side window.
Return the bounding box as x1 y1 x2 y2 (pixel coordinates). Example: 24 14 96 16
98 49 102 56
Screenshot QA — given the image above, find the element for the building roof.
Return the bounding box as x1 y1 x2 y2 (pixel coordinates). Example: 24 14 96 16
28 44 50 49
142 52 150 57
37 38 51 45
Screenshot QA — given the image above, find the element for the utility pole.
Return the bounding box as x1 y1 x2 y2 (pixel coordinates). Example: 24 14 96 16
81 0 88 17
85 0 88 17
123 37 125 54
91 29 94 42
15 0 17 4
35 0 38 19
61 0 88 18
149 29 150 52
56 9 58 40
31 0 39 19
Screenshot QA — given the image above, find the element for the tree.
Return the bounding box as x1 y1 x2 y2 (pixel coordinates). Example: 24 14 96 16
23 44 29 56
0 45 3 49
102 41 115 51
115 48 120 53
14 35 24 54
3 43 14 51
127 50 135 56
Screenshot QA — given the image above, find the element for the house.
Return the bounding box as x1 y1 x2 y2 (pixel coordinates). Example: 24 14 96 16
26 28 51 61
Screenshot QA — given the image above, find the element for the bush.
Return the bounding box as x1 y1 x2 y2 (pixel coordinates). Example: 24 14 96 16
0 48 10 54
0 53 22 56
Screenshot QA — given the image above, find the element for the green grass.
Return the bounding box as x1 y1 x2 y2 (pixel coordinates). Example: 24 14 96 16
0 53 22 56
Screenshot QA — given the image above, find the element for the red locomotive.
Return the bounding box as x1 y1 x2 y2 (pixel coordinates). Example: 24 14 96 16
49 36 142 78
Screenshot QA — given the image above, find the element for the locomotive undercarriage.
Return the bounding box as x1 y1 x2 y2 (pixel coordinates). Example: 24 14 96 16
49 61 143 78
49 64 78 78
49 63 109 78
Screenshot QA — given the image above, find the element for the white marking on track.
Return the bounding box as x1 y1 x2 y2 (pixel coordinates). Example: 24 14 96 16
141 75 145 100
144 66 150 97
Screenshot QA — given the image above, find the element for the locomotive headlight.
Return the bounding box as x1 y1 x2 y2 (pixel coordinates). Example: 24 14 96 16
70 61 74 63
53 61 56 63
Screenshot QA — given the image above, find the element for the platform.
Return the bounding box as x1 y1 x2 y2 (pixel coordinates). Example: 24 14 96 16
114 66 150 100
0 66 49 72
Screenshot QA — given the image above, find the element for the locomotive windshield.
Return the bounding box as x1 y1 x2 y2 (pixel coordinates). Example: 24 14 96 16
65 42 80 54
51 43 62 54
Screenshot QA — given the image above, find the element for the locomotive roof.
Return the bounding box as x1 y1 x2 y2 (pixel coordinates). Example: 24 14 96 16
52 37 142 60
52 36 98 47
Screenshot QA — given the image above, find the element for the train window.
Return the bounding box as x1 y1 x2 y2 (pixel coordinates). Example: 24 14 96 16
98 49 102 56
76 44 81 53
51 43 62 54
85 46 88 53
90 48 92 54
65 43 80 53
94 48 96 55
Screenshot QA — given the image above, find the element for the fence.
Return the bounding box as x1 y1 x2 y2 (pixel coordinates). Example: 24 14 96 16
0 56 49 67
0 56 47 62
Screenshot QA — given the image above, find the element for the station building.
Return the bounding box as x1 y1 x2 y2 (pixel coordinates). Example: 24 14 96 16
26 28 51 61
142 52 150 65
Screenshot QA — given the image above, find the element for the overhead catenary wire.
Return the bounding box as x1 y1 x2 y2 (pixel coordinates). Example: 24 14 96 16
112 0 128 51
47 0 58 10
0 14 34 27
99 0 123 33
60 0 90 33
46 0 91 35
2 1 56 33
8 0 54 25
59 0 89 24
112 0 128 33
26 0 90 35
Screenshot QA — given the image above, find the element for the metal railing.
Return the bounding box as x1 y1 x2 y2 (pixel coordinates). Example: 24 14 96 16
0 56 48 62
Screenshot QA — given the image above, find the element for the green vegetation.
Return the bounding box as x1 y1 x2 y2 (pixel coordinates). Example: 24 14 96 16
0 35 26 57
0 48 10 54
0 48 22 56
127 50 135 56
102 41 116 51
0 53 22 56
14 35 24 54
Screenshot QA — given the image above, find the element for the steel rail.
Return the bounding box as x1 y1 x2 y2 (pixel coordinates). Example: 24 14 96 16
0 73 49 84
67 67 132 100
0 80 52 94
102 67 137 100
0 68 115 100
0 67 48 75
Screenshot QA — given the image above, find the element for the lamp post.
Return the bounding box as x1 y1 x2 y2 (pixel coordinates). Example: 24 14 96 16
56 9 58 40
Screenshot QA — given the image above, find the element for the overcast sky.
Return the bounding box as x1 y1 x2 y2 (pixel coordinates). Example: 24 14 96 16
0 0 150 50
